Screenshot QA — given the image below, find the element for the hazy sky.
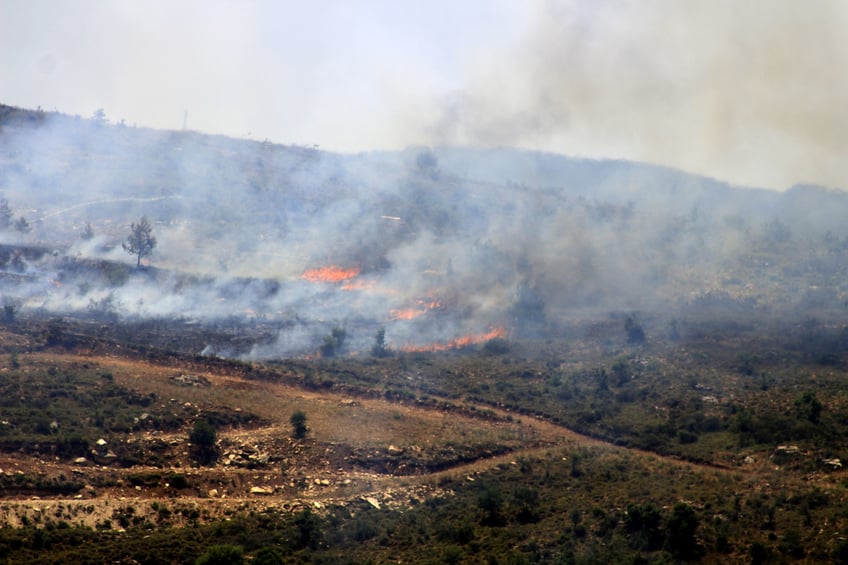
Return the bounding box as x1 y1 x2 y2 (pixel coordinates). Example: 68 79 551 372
1 0 846 191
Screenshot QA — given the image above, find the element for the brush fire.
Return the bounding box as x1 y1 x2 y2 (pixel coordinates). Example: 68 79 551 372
301 265 361 283
401 326 507 353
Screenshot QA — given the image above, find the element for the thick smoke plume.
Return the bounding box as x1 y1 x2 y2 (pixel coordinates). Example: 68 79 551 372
411 0 848 191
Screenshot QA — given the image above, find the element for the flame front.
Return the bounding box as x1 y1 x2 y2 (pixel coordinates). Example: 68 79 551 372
401 326 506 352
388 299 442 321
301 266 360 283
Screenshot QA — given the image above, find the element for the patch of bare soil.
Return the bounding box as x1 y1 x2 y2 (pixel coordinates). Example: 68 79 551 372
0 344 765 531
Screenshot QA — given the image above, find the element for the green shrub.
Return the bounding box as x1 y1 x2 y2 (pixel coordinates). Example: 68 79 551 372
195 544 244 565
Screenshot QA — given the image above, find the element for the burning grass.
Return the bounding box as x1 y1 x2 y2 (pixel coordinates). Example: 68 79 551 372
400 326 507 352
300 265 360 283
388 298 442 321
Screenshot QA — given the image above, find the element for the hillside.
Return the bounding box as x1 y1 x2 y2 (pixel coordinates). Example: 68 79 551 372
1 103 848 563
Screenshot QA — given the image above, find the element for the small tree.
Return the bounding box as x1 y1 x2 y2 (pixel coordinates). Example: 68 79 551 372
2 299 16 323
13 216 30 240
122 216 157 267
371 327 391 357
290 410 308 439
91 108 107 124
0 199 12 229
189 419 218 465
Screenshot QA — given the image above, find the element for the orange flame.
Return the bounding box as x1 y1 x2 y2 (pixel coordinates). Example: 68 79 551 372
389 308 421 321
340 279 376 291
401 326 506 352
388 299 442 321
301 266 360 283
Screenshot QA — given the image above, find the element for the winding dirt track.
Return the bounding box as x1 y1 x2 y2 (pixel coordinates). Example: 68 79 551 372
0 350 754 528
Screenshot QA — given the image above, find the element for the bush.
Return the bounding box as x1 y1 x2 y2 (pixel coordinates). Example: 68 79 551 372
677 429 699 444
189 419 218 465
623 503 663 551
252 547 284 565
190 419 217 447
665 502 699 559
795 391 822 423
477 484 505 526
292 509 321 550
290 411 308 439
195 544 244 565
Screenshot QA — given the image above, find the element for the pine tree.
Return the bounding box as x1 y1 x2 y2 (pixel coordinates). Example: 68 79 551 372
122 216 157 267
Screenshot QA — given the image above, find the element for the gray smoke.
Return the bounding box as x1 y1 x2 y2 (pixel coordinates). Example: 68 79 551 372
1 106 847 358
405 0 848 191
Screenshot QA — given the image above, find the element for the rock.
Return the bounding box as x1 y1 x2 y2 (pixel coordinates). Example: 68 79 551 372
73 457 89 465
250 486 272 495
823 458 842 469
96 438 107 446
363 496 381 509
172 374 211 387
208 489 219 498
773 445 803 464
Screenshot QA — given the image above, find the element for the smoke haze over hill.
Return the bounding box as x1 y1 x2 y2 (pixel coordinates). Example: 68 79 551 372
1 105 848 358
